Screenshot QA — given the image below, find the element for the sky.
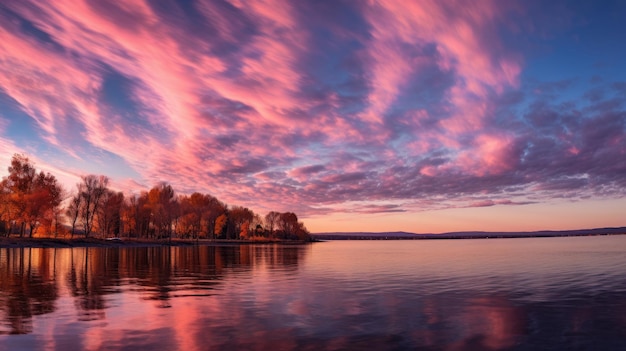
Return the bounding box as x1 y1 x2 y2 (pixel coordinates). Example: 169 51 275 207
0 0 625 234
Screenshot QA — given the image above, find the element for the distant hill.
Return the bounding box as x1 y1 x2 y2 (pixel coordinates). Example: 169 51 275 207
311 231 419 240
311 227 626 240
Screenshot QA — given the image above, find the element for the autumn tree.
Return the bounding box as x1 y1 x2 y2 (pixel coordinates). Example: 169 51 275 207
178 194 199 238
214 213 227 238
275 212 311 241
123 193 151 238
0 179 12 236
278 212 298 237
5 154 36 236
179 192 207 239
120 196 134 238
26 171 64 237
2 154 63 237
198 194 225 239
147 183 177 240
204 195 225 239
294 221 311 241
230 206 254 239
0 179 11 236
178 192 226 239
97 190 124 237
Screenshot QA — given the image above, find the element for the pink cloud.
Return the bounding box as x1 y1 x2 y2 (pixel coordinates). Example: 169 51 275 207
456 133 518 176
0 1 308 198
288 164 325 182
362 1 521 135
0 0 623 225
469 200 496 207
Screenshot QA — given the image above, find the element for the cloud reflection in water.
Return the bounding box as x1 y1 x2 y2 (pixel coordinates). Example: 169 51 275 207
0 237 626 350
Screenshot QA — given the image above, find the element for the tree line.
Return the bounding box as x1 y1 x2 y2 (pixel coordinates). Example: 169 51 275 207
0 154 311 241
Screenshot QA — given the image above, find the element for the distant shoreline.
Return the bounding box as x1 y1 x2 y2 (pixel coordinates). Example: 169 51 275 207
311 227 626 240
0 237 313 249
2 227 625 247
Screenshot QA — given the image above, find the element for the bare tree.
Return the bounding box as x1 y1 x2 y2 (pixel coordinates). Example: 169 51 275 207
278 212 298 238
265 211 280 238
79 175 109 237
66 185 84 238
251 213 264 237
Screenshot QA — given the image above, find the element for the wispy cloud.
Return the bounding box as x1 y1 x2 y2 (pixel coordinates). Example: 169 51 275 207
0 1 624 218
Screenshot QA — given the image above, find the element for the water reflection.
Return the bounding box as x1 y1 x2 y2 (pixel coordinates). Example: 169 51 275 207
0 245 306 335
1 237 626 350
0 248 58 335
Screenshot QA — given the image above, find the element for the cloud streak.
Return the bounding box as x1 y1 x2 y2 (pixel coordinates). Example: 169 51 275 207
0 1 624 220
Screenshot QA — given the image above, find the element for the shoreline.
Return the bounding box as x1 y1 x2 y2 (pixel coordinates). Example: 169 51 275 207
2 231 625 248
0 237 314 249
312 233 626 241
311 226 626 241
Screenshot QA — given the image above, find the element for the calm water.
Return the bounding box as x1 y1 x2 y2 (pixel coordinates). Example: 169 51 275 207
1 236 626 350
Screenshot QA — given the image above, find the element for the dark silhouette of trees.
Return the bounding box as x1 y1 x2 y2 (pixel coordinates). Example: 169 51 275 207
251 213 264 237
277 212 311 241
278 212 298 238
265 211 280 238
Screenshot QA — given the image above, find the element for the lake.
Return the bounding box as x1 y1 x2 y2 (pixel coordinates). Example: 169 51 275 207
1 235 626 350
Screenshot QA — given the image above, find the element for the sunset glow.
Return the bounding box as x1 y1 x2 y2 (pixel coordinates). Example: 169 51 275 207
1 1 625 233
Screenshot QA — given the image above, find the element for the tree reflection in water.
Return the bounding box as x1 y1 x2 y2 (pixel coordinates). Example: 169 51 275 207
0 248 57 334
0 245 306 334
